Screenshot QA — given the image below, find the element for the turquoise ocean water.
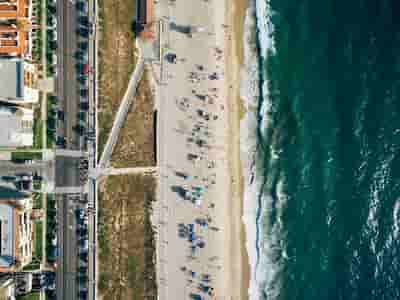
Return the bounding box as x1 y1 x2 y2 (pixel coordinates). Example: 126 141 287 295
248 1 400 299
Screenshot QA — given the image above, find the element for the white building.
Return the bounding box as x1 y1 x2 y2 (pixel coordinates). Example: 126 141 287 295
0 58 39 104
0 197 33 272
0 105 34 148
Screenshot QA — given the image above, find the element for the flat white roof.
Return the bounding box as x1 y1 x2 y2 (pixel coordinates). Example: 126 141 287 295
0 59 23 100
0 203 14 267
0 106 33 148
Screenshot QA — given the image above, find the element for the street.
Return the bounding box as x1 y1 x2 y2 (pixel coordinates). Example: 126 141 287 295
55 0 86 299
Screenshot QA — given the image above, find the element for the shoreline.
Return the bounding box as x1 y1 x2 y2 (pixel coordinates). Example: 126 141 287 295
225 0 250 298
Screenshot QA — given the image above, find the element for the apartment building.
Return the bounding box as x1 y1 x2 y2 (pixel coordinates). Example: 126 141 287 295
0 0 30 19
0 197 33 272
0 0 37 59
0 0 40 105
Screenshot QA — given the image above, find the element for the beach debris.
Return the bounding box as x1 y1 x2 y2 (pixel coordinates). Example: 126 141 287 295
196 64 204 71
209 226 219 231
175 171 190 179
195 94 207 101
187 153 200 162
171 185 189 199
195 217 208 227
189 293 203 300
209 72 219 80
165 53 177 63
197 240 205 248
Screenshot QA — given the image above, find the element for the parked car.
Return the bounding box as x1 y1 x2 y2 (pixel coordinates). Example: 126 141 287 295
78 290 88 300
73 124 85 135
75 1 87 12
49 40 57 51
77 76 88 86
76 27 89 38
78 16 89 27
57 110 64 121
76 63 89 74
80 89 88 97
79 239 89 251
74 50 87 61
78 41 89 51
79 102 89 111
56 136 66 146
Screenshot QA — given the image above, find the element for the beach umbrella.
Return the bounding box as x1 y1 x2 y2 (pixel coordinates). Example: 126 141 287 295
189 293 202 300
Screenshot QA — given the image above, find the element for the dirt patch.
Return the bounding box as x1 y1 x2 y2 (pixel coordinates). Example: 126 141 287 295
97 0 137 156
111 70 156 168
98 174 157 300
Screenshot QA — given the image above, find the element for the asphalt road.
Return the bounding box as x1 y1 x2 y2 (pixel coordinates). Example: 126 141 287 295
55 0 86 298
56 194 78 300
57 0 80 151
55 157 81 187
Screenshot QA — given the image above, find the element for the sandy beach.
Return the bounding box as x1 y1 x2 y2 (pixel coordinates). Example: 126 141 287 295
225 0 250 298
151 0 249 298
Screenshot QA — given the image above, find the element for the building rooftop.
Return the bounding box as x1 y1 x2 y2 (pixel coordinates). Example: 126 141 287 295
0 105 33 148
0 25 26 57
0 203 14 268
0 0 28 19
0 59 23 100
0 176 31 200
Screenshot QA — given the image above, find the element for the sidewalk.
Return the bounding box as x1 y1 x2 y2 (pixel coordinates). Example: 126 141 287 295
41 0 48 151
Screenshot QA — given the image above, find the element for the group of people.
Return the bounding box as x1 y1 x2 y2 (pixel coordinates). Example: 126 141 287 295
167 56 226 299
159 13 229 297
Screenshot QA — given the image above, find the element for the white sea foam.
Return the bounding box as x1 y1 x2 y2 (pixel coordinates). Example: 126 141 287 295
393 199 400 239
239 0 278 298
240 3 263 299
255 0 275 58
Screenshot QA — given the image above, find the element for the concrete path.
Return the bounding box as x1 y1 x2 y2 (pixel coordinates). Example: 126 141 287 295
102 166 158 176
55 149 88 158
41 193 47 268
54 185 89 194
89 166 157 178
41 0 48 151
98 56 146 168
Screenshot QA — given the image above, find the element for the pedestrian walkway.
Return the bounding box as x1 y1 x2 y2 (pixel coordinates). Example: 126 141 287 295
90 166 158 178
98 56 146 168
55 149 88 158
54 185 89 194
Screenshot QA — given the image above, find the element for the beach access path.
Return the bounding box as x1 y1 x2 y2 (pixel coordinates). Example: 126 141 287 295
153 0 243 298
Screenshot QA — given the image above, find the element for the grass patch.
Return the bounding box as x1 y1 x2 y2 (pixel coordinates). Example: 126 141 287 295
17 292 40 300
98 272 111 292
97 0 137 162
11 151 43 161
22 258 41 271
33 119 43 149
33 180 42 191
35 221 43 260
111 72 155 168
33 193 43 209
127 256 141 300
98 175 157 299
97 112 112 159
